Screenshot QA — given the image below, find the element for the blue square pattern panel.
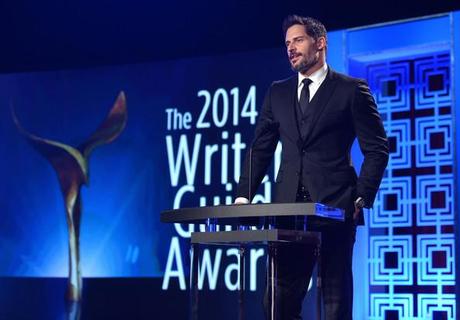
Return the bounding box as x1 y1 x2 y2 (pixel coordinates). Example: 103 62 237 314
415 115 453 167
416 174 454 226
372 176 412 227
414 53 450 110
350 47 455 320
367 61 411 113
417 234 455 285
417 294 456 320
385 119 411 169
370 235 413 285
370 293 414 320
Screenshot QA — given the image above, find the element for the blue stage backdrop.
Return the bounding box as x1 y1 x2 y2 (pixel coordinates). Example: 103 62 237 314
0 12 458 320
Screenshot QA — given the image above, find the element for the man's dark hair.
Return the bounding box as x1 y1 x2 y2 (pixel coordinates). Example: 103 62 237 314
282 15 327 44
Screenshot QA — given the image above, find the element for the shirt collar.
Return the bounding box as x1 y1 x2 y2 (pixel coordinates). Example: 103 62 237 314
297 63 328 88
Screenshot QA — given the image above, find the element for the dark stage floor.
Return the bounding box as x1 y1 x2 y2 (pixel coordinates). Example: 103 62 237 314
0 277 189 320
0 276 319 319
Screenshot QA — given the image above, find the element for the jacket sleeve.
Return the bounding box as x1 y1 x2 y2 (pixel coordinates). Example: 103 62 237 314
236 84 280 201
351 80 389 208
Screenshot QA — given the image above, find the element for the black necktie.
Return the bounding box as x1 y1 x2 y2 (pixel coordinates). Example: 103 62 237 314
299 78 313 115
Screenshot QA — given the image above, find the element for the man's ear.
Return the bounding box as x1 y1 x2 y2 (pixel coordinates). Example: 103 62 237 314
317 36 326 51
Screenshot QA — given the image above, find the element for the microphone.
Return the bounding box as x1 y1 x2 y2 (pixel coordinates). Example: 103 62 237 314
248 120 280 201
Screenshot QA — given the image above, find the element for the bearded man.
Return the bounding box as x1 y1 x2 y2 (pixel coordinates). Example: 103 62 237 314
235 15 389 320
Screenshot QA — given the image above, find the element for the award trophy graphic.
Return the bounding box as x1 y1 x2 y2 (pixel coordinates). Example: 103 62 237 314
12 92 128 302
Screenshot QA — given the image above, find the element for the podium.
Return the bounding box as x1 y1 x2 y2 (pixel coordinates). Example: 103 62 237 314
161 203 344 320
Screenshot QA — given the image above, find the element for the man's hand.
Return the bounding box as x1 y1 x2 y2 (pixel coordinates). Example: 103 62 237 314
353 197 365 221
234 197 250 205
353 204 360 221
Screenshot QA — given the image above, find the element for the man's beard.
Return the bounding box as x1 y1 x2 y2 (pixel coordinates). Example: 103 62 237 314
291 53 318 73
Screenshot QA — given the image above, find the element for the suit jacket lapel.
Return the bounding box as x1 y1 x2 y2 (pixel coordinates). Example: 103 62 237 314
302 68 338 144
282 76 302 143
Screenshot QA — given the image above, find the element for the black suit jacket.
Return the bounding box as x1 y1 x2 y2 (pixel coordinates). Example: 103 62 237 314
236 67 389 223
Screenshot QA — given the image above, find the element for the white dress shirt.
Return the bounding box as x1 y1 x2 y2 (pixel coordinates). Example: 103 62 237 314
297 63 328 102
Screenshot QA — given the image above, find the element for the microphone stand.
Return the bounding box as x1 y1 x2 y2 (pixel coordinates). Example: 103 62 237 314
247 120 279 227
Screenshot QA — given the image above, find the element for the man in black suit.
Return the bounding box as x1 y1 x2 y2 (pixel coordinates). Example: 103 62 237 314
235 15 389 319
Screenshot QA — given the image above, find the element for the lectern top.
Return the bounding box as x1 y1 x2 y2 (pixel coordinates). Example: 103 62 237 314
160 202 344 224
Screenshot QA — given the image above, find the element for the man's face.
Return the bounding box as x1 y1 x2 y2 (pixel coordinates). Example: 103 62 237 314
285 24 324 74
